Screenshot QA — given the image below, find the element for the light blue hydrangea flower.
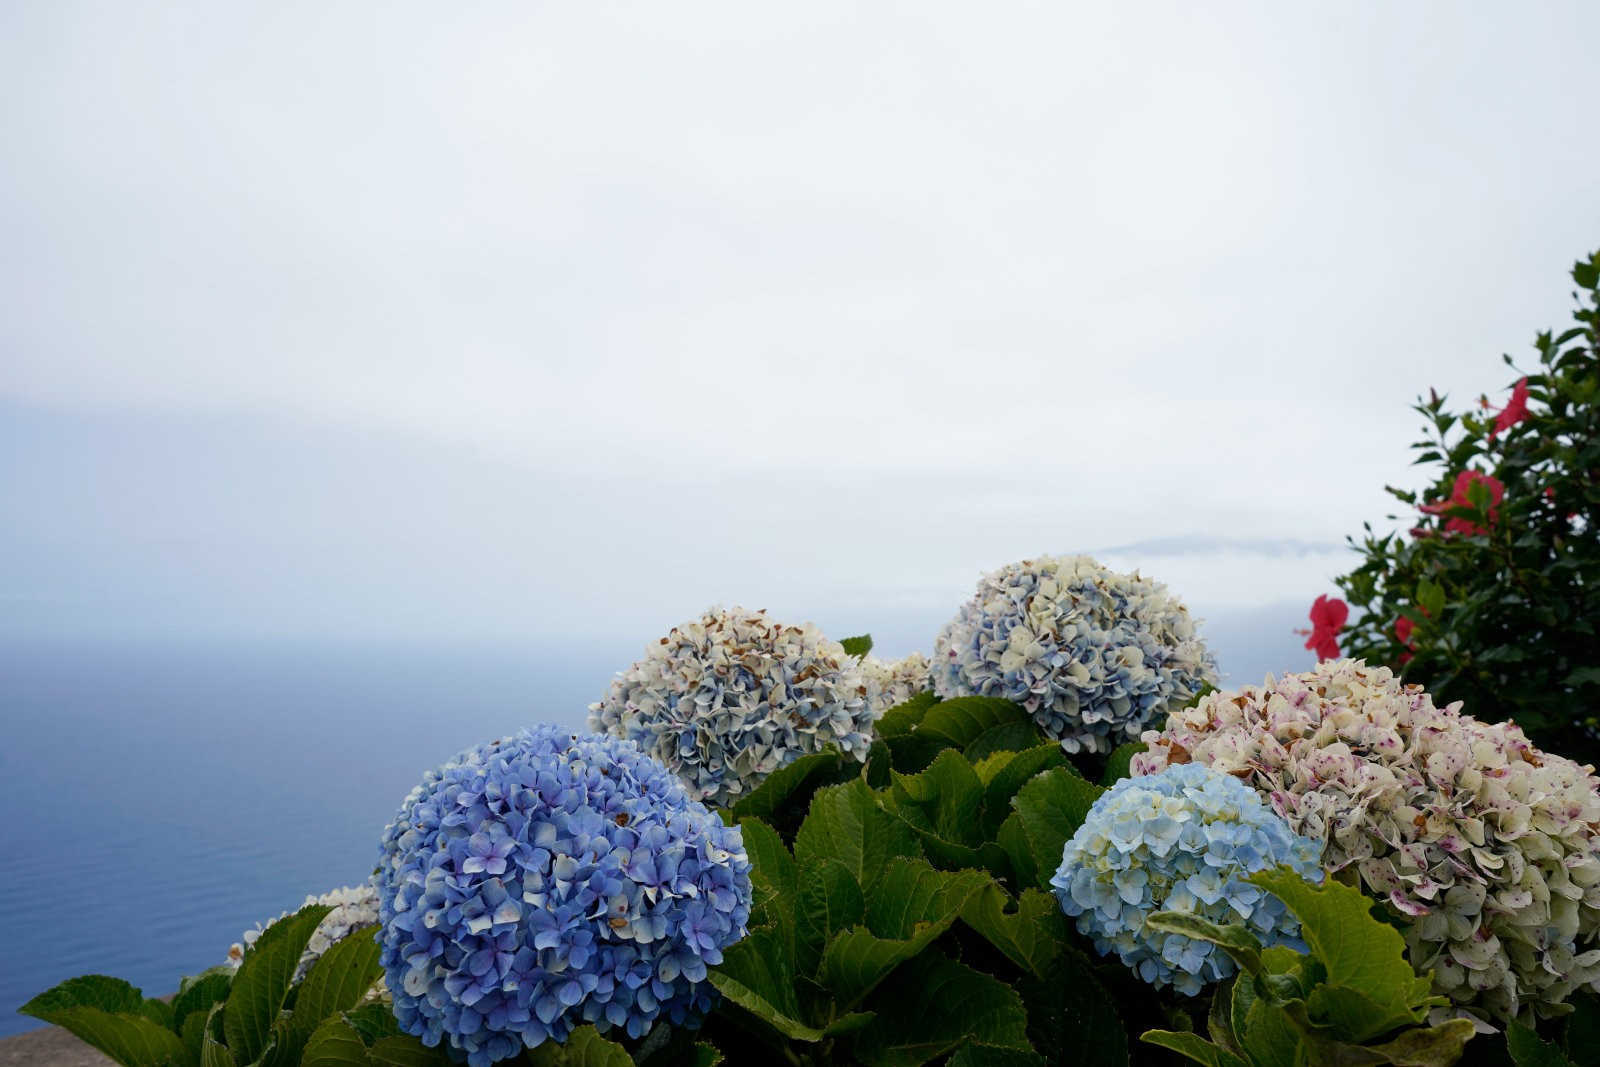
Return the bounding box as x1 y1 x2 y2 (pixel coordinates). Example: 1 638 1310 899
934 555 1218 754
376 726 752 1066
1051 762 1323 995
589 607 874 808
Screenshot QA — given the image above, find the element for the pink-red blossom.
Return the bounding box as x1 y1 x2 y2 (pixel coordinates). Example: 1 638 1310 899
1296 594 1347 661
1418 470 1504 536
1490 377 1530 439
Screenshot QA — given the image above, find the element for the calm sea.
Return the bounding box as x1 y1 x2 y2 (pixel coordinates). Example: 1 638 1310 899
0 621 1302 1036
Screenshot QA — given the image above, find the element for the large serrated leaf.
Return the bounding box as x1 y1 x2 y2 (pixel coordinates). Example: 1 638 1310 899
818 860 989 1008
171 968 233 1034
739 817 798 959
523 1024 635 1065
300 1015 373 1067
876 691 941 738
976 745 1067 837
223 903 333 1063
1139 1030 1252 1067
20 975 147 1020
20 1006 189 1067
916 697 1033 750
730 750 846 823
1248 869 1434 1041
959 884 1065 979
366 1033 455 1065
1143 911 1265 976
709 929 823 1042
888 748 985 847
1100 741 1147 785
343 1001 402 1046
1019 950 1129 1067
293 924 383 1024
1002 768 1104 889
793 780 921 893
1359 1018 1478 1066
797 857 864 975
946 1045 1045 1066
854 953 1034 1066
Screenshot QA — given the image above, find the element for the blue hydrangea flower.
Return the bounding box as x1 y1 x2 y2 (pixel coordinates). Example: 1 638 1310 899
934 555 1218 754
588 607 874 808
1051 763 1323 995
375 726 753 1066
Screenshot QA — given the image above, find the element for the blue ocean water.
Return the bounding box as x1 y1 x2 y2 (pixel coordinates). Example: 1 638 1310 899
0 639 628 1038
0 619 1304 1036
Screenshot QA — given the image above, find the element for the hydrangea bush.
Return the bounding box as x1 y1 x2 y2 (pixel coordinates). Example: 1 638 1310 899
225 883 381 981
375 725 752 1065
588 607 874 807
858 651 932 715
933 555 1218 754
1134 658 1600 1022
1051 762 1323 994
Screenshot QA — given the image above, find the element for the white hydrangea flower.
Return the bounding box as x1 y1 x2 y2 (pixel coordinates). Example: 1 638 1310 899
1134 659 1600 1023
588 607 874 808
225 883 381 981
858 652 933 715
933 555 1217 754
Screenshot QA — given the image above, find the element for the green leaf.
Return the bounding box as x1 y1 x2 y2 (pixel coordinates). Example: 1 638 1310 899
20 1006 189 1067
1143 911 1265 977
730 750 845 823
1248 869 1434 1040
523 1024 636 1066
293 925 383 1025
840 634 874 657
855 953 1034 1067
976 745 1068 837
999 768 1104 889
1018 950 1129 1067
876 691 941 739
172 968 233 1034
819 859 989 1007
1360 1018 1478 1065
797 857 864 975
1509 1022 1577 1067
1417 579 1446 620
887 748 985 847
739 817 798 958
224 903 334 1063
959 884 1065 979
916 697 1034 751
946 1046 1045 1066
344 1001 403 1046
20 975 148 1021
201 1003 235 1067
1140 1030 1252 1067
366 1033 455 1065
793 780 921 893
300 1015 374 1067
1101 742 1147 786
709 929 824 1042
182 1010 209 1066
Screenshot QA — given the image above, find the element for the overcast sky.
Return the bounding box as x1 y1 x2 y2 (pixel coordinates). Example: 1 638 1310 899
3 3 1597 666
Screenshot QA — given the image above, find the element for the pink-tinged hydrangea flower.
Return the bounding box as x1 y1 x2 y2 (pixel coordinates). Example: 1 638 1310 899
1133 660 1600 1022
858 652 933 715
589 608 873 807
933 556 1217 754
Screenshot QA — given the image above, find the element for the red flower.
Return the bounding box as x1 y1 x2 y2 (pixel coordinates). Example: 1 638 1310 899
1418 470 1505 535
1490 377 1530 440
1297 595 1348 662
1394 614 1417 665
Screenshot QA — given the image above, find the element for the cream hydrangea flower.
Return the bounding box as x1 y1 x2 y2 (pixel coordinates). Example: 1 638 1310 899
225 883 381 981
1133 659 1600 1022
858 652 933 715
588 607 874 807
934 555 1216 754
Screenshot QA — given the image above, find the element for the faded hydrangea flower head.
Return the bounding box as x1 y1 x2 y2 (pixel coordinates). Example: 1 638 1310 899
376 726 752 1066
1134 659 1600 1022
933 555 1217 754
858 652 933 716
1051 762 1322 995
588 607 874 807
225 883 381 981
